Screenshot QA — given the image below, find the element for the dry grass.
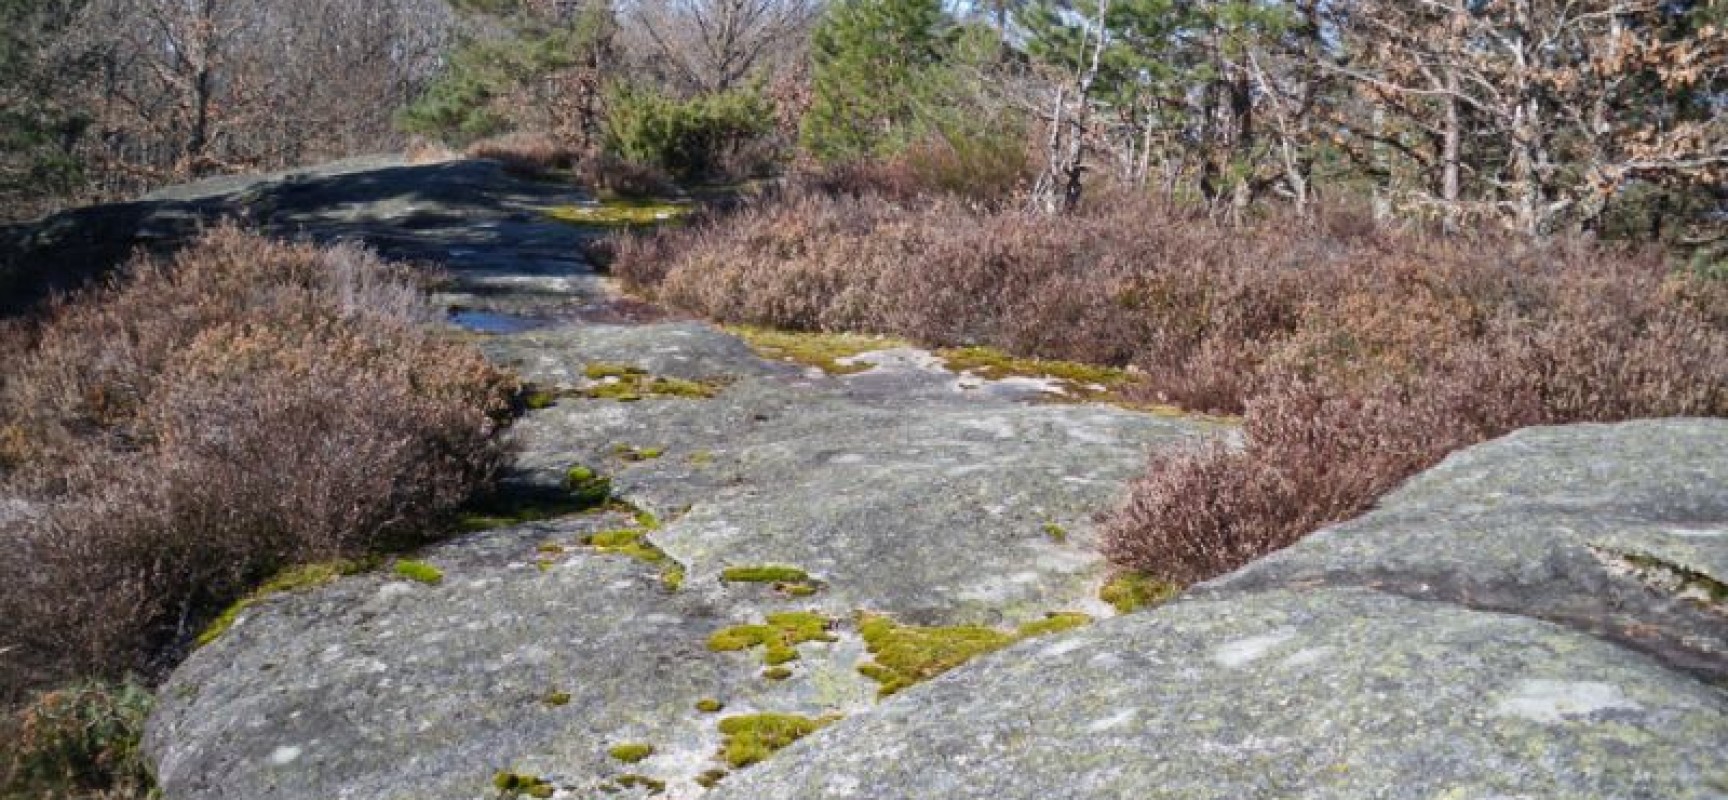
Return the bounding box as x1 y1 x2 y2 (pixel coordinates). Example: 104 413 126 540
0 226 517 698
612 186 1728 586
465 132 577 178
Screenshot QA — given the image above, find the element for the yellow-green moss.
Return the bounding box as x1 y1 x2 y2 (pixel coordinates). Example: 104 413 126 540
1015 611 1094 637
1099 572 1179 614
536 542 566 555
660 564 686 591
725 326 910 375
612 444 665 461
585 363 649 380
688 450 715 465
855 611 1094 697
393 559 443 586
493 771 554 798
543 690 571 707
720 564 821 596
937 346 1130 398
707 611 836 665
695 698 724 713
521 388 558 409
577 518 685 591
716 713 836 768
544 198 694 228
608 742 654 763
456 469 613 532
195 558 374 647
578 368 726 402
721 565 808 583
613 773 667 794
1042 522 1068 543
694 769 728 788
565 465 614 506
761 666 793 681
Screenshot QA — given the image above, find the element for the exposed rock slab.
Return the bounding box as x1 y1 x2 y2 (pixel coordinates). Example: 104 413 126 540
1201 419 1728 684
708 588 1728 800
141 161 1218 800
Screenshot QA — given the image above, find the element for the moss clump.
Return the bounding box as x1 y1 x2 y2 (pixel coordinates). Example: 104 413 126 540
707 611 836 665
1015 611 1093 637
716 713 836 768
585 363 649 380
565 465 614 506
520 387 558 410
695 698 724 713
694 769 728 788
542 690 571 707
536 542 566 554
761 666 794 681
688 450 715 465
612 444 665 461
725 325 910 375
613 773 667 794
1099 572 1179 613
720 564 821 596
1042 522 1068 543
577 367 726 402
856 611 1094 697
608 742 654 763
937 346 1130 396
392 559 443 586
545 199 694 228
493 771 554 798
196 558 374 647
721 565 809 583
577 515 686 591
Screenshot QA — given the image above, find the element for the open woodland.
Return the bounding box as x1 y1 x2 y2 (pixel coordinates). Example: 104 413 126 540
1 0 1724 795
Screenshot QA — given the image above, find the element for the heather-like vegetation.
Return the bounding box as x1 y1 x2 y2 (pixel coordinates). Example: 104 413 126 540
0 227 517 701
612 181 1728 585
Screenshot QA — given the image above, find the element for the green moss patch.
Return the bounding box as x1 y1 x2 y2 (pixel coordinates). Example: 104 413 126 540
716 713 837 768
493 771 554 798
393 559 443 585
542 690 571 707
577 365 726 401
196 558 375 647
613 773 667 794
761 666 793 681
707 611 837 666
608 742 654 763
1099 572 1179 614
612 444 665 461
695 768 728 788
720 564 822 596
1042 522 1068 543
936 345 1131 399
695 698 724 713
544 198 694 228
856 611 1094 697
725 326 910 375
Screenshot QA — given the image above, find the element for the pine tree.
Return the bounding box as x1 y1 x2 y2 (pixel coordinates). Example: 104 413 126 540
801 0 950 161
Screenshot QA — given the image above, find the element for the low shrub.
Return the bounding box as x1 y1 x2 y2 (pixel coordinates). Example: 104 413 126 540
0 680 155 800
603 85 780 183
466 132 577 178
612 187 1728 586
0 226 517 698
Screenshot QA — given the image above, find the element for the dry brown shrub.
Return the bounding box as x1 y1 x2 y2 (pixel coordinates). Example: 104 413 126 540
612 184 1728 586
0 226 516 696
576 154 679 197
465 132 577 178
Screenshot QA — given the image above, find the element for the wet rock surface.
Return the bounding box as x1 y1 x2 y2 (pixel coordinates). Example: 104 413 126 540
136 160 1726 800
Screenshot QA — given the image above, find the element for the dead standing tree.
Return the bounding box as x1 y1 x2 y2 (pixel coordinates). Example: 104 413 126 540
1031 0 1109 214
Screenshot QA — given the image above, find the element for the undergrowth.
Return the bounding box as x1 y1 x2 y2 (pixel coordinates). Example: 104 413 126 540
610 177 1728 586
